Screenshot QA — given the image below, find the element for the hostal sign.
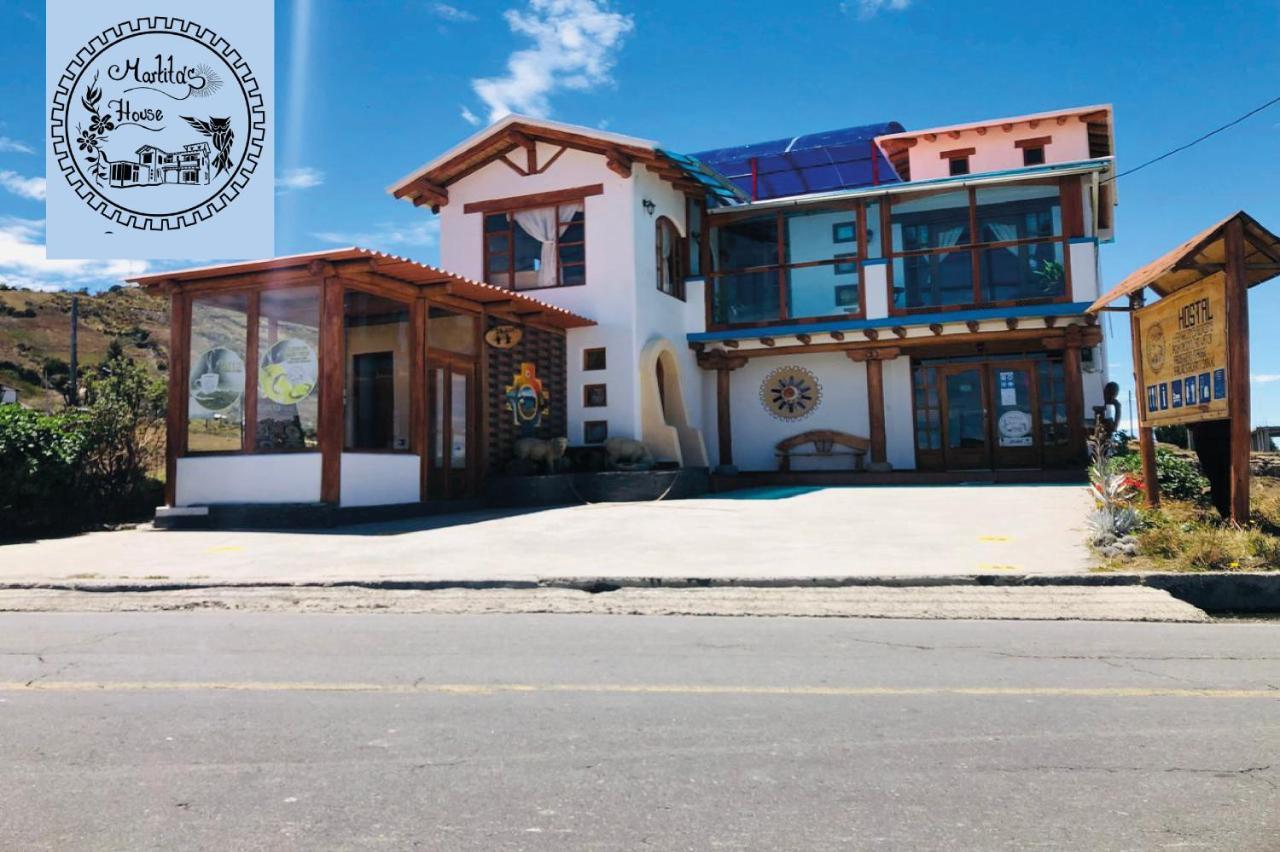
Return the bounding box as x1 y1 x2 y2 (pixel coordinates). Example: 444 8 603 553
1135 277 1229 427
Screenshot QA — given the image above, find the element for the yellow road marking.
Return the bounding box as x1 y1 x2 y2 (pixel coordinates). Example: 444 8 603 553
978 535 1011 542
0 682 1275 699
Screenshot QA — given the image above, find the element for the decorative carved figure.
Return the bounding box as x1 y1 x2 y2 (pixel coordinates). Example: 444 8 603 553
512 436 569 474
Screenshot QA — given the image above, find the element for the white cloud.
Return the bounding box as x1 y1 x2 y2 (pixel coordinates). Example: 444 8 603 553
0 137 35 154
312 218 440 249
0 171 46 201
276 166 324 192
1253 374 1280 384
460 105 482 126
0 218 148 291
432 3 477 22
842 0 912 18
470 0 634 123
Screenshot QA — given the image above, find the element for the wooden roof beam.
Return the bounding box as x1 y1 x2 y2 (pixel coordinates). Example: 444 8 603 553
606 147 633 179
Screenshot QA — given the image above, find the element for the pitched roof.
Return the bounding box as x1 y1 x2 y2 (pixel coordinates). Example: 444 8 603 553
1088 211 1280 312
128 247 596 330
690 122 904 201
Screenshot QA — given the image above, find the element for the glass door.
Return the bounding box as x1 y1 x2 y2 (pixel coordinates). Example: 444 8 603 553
427 359 474 499
941 366 989 469
989 363 1040 468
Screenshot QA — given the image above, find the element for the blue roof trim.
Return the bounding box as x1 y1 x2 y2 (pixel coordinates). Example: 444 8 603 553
687 302 1095 343
862 258 889 267
1069 236 1098 245
656 149 748 206
690 121 905 201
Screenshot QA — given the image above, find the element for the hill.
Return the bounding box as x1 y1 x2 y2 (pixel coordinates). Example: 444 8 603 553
0 285 170 410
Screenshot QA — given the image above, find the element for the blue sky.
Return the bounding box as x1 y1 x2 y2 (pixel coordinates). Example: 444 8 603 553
2 0 1278 424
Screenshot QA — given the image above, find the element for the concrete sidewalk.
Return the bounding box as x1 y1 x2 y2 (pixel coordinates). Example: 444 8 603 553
0 484 1095 584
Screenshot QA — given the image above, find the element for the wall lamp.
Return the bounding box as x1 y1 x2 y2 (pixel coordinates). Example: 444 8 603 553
642 199 656 216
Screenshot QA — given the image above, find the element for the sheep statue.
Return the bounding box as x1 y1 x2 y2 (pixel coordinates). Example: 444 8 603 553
511 436 569 475
604 437 654 471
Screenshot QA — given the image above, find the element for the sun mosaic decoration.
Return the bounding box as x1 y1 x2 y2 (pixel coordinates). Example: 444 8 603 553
760 366 822 421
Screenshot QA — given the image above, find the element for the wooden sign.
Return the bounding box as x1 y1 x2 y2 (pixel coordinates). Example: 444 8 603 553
484 324 523 350
1135 277 1229 427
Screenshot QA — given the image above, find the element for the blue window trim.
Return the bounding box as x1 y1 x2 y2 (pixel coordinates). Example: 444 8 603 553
687 301 1096 343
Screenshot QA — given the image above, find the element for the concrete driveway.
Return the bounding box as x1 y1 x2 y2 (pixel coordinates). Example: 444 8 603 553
0 485 1095 584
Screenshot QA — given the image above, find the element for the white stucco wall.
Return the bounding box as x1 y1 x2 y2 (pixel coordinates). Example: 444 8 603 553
176 454 322 506
883 356 917 470
1069 240 1100 303
905 123 1092 182
339 453 420 507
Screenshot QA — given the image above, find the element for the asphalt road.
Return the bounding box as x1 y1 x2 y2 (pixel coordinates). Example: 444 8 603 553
0 613 1277 850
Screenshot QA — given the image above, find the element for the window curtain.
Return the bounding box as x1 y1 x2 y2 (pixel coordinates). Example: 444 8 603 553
513 203 583 287
935 224 965 249
658 221 674 287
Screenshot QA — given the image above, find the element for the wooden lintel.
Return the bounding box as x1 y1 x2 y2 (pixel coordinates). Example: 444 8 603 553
463 184 604 215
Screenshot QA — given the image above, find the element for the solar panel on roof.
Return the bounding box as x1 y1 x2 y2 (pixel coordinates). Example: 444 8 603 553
690 121 904 202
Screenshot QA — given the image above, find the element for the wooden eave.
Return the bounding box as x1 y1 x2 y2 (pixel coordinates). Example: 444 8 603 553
128 247 596 331
1088 211 1280 312
391 121 705 206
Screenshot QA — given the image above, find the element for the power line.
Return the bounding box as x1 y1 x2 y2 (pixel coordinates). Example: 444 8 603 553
1103 93 1280 184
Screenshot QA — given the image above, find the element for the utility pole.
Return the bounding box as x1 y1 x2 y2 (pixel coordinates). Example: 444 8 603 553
69 295 79 406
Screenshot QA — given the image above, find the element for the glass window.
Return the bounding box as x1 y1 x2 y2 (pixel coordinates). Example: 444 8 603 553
1037 360 1069 448
786 208 856 265
188 292 249 452
656 217 684 299
893 251 974 310
1022 145 1045 166
685 198 704 278
344 291 411 451
890 190 970 253
864 201 883 259
256 287 320 451
913 365 942 452
787 264 860 319
949 157 970 177
583 348 606 371
715 214 779 271
484 204 585 290
711 271 781 325
450 371 468 469
979 240 1066 302
584 420 608 444
428 307 476 355
975 183 1061 244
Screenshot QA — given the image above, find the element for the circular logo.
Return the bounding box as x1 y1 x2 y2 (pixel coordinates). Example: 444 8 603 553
760 366 822 421
259 338 317 406
50 17 265 230
190 346 245 412
998 410 1032 440
1146 322 1167 373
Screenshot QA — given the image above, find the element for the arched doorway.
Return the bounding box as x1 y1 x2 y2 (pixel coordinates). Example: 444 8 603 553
639 338 708 468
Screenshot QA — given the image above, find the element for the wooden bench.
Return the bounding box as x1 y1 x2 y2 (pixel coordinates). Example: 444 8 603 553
775 430 870 472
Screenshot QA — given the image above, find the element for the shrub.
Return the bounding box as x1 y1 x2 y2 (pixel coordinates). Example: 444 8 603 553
1113 446 1209 502
0 406 94 536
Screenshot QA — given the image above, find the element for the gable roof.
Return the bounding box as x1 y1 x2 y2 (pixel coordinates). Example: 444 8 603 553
690 121 904 201
388 114 743 210
1088 210 1280 312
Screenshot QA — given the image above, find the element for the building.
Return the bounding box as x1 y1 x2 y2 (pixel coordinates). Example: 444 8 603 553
133 103 1116 514
109 143 211 188
0 385 16 406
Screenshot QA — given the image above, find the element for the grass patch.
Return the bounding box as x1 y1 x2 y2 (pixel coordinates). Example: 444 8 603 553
1096 476 1280 573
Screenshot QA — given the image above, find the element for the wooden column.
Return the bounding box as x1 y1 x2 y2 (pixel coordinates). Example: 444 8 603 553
1128 291 1159 507
410 298 427 502
242 291 261 453
164 290 190 507
319 273 344 505
1224 217 1252 524
865 358 887 466
476 309 491 496
700 351 746 472
1062 325 1086 463
847 348 901 469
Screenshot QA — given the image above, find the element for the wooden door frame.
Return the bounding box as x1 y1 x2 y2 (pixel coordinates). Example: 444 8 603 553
939 364 991 470
426 354 479 499
986 359 1042 470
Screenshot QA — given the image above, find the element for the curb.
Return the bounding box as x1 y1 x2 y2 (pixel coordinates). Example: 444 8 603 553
1 573 1277 614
